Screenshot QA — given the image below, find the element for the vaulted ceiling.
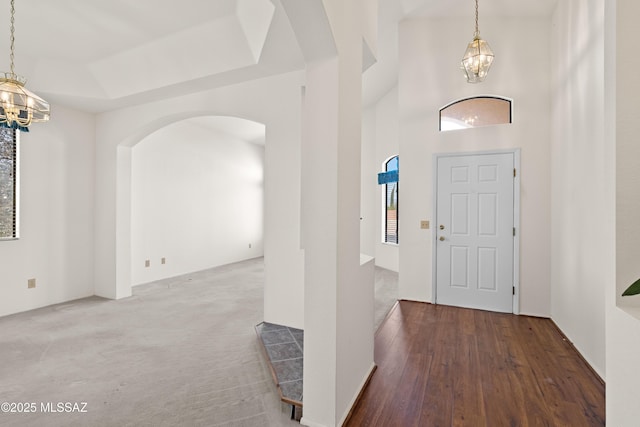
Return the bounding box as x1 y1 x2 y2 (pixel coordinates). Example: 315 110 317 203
0 0 557 113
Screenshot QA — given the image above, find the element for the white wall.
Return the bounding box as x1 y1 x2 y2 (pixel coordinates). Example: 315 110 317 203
130 120 264 286
375 88 400 272
94 71 305 328
361 88 400 272
550 0 607 379
607 0 640 424
397 17 551 315
0 105 95 317
283 0 375 424
360 107 376 257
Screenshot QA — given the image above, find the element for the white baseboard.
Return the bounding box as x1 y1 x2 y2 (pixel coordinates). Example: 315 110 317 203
300 362 377 427
338 362 377 426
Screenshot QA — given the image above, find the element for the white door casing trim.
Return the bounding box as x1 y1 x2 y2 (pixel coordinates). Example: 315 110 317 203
431 149 521 314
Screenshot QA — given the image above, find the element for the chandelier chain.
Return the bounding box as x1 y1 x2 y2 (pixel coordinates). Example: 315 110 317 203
474 0 479 38
8 0 15 76
0 0 50 130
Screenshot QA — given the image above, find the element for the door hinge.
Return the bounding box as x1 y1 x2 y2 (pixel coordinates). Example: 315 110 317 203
513 286 515 295
514 168 517 177
513 227 516 236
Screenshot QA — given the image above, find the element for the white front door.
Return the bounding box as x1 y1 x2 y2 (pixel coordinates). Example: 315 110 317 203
435 152 515 313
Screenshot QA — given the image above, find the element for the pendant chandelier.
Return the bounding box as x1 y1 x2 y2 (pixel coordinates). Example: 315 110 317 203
460 0 494 83
0 0 49 132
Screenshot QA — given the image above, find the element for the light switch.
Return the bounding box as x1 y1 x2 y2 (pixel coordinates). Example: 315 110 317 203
420 220 430 229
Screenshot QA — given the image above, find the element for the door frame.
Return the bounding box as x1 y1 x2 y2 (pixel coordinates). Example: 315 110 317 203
431 149 521 314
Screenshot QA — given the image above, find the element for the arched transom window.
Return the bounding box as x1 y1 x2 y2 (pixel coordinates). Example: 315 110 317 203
440 96 512 131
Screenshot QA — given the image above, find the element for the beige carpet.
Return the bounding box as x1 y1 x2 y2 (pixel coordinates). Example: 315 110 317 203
0 258 397 426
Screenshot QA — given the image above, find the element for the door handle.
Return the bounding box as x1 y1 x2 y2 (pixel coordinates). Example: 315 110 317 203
439 236 445 241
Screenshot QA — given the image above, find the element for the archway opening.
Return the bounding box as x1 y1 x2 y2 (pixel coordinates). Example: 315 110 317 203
119 115 266 291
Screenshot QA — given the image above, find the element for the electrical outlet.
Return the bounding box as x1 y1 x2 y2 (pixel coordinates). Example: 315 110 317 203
420 220 430 229
161 257 166 265
145 260 150 268
27 278 36 289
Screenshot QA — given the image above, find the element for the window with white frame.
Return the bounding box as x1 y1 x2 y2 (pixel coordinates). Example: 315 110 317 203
379 155 398 244
0 127 18 239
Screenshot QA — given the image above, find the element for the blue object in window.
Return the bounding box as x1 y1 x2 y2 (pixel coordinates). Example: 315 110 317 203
378 170 398 185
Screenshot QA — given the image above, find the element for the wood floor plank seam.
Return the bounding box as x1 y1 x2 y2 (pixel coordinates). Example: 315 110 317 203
345 301 605 427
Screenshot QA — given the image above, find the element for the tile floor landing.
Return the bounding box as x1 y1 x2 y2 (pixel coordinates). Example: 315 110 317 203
255 322 304 411
254 265 399 422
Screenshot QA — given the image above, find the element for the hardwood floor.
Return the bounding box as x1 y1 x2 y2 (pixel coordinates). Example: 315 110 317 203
345 301 605 427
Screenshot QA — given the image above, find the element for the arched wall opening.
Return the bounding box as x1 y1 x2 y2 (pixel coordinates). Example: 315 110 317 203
128 116 266 286
94 72 305 329
115 113 267 297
